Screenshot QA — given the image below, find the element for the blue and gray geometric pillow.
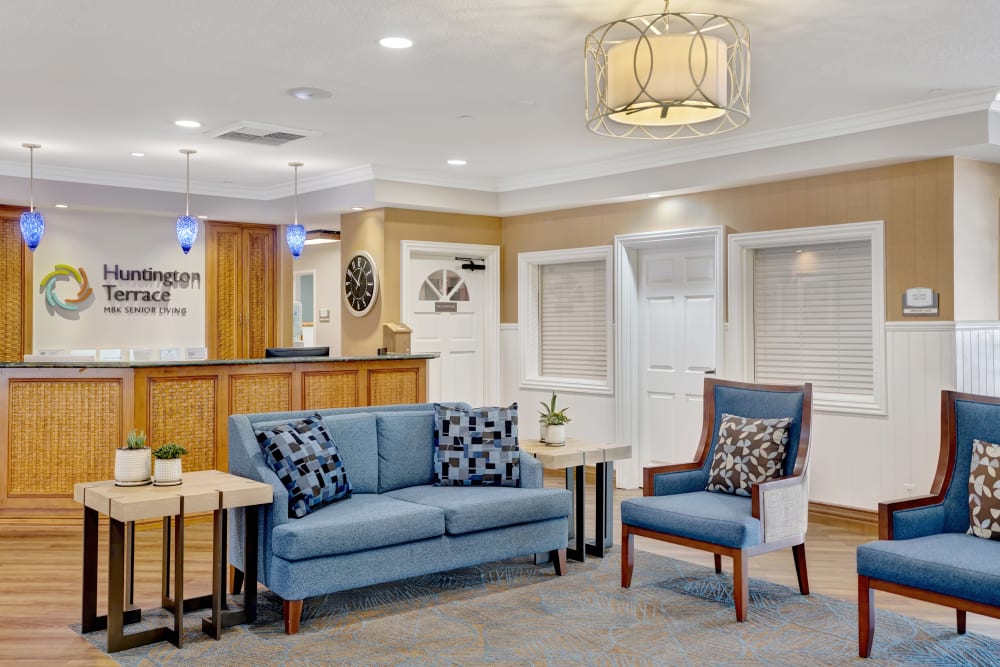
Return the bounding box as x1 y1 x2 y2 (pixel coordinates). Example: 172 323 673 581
434 403 519 487
706 413 792 497
256 414 352 518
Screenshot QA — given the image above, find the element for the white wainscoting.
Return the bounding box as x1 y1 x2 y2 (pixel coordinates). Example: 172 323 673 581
501 322 956 510
956 321 1000 396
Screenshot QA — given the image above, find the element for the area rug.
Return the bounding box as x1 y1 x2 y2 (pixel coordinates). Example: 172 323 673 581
74 550 1000 666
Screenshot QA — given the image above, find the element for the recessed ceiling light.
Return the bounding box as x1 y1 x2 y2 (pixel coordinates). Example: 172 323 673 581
197 215 208 220
646 193 663 198
447 159 468 166
379 36 413 49
351 207 364 211
175 119 201 128
130 152 145 157
54 204 68 208
287 86 332 101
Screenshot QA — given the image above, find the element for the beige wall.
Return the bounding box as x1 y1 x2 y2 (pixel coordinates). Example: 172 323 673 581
501 158 956 323
953 159 1000 321
292 238 342 354
340 209 387 355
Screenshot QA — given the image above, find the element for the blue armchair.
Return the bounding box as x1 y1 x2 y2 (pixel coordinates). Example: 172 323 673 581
620 378 813 621
857 390 1000 658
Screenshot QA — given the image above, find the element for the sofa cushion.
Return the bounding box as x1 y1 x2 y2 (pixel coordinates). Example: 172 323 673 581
376 411 436 493
434 403 519 486
271 493 446 560
385 485 570 535
322 413 378 494
857 532 1000 607
968 438 1000 540
257 415 352 519
706 413 792 496
621 491 761 549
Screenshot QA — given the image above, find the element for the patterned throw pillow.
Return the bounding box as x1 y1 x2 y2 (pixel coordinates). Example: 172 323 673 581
705 413 793 497
257 414 352 519
434 403 519 487
968 438 1000 540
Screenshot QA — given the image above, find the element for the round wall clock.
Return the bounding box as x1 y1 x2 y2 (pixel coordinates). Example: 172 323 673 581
344 250 379 317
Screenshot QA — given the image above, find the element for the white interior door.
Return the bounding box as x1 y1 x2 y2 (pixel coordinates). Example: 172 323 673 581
407 255 487 405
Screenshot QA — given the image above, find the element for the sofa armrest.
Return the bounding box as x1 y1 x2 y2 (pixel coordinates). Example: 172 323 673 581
751 475 809 543
519 453 543 489
878 495 946 540
644 462 709 497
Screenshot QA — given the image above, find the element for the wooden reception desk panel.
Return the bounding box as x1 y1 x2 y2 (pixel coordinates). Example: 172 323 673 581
0 356 429 525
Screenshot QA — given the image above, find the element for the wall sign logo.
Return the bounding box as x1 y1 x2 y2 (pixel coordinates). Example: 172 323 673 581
40 264 94 313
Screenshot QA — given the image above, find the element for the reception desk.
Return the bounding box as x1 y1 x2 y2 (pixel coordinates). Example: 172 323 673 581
0 355 432 526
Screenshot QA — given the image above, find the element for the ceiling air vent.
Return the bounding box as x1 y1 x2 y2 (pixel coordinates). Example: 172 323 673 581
209 121 319 146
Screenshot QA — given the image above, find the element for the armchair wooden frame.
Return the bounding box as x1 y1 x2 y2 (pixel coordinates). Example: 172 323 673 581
859 390 1000 658
622 378 813 621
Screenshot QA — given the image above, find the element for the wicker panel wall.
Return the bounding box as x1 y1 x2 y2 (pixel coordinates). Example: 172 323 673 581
302 371 359 410
245 228 274 359
0 220 25 362
7 380 122 495
230 373 291 415
213 228 241 359
367 368 419 406
148 377 216 472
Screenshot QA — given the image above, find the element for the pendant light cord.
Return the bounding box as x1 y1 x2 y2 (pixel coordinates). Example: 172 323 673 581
293 164 299 225
28 147 35 212
185 152 190 216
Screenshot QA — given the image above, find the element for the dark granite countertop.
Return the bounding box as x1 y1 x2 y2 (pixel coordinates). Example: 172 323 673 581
0 354 436 368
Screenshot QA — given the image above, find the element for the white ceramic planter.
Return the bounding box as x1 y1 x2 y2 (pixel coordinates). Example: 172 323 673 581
539 424 549 443
115 448 151 486
545 424 566 446
154 458 183 486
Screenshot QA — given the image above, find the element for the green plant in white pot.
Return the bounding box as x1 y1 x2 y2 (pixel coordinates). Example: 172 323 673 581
152 443 188 486
538 392 571 446
115 429 151 486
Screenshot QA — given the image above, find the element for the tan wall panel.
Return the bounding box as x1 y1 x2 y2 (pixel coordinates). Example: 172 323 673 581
147 376 217 472
501 158 956 322
302 370 359 410
229 373 292 415
340 210 386 355
367 368 419 406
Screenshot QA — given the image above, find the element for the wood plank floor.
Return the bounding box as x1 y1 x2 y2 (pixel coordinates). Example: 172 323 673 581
1 482 997 665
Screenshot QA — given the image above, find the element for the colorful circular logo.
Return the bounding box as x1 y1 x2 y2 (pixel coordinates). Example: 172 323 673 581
40 264 93 311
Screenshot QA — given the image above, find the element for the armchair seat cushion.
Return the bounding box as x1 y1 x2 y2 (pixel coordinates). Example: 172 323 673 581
621 491 761 549
386 485 571 535
857 533 1000 607
271 493 445 561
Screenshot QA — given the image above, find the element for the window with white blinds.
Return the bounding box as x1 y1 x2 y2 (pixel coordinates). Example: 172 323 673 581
518 246 613 394
539 261 607 380
752 239 875 403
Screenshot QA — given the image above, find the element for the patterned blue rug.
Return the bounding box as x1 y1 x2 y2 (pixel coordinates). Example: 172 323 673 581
74 550 1000 666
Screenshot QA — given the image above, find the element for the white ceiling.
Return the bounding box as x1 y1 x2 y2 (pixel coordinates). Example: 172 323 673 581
0 0 998 215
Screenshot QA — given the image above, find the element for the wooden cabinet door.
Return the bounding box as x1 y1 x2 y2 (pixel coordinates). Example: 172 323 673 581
0 212 32 362
242 226 277 359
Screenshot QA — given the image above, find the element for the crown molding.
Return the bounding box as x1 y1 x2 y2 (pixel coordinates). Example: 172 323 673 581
255 164 376 199
371 165 501 192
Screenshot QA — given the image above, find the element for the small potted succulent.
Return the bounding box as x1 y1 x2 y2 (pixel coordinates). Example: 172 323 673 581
115 429 152 486
152 443 188 486
538 392 571 446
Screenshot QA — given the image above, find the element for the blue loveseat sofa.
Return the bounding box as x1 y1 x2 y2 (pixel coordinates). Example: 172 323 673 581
228 402 572 634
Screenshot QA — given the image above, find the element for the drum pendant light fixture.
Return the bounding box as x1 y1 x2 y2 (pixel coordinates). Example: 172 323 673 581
176 149 198 254
286 161 306 258
585 0 750 139
19 143 45 251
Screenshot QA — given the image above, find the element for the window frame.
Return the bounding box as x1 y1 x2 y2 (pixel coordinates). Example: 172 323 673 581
728 221 887 415
518 245 614 395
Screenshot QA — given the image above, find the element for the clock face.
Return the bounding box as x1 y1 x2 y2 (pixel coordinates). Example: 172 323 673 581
344 251 379 317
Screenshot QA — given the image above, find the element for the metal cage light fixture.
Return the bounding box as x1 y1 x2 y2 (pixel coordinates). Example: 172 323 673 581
175 149 198 254
286 161 306 258
19 143 45 251
585 0 750 139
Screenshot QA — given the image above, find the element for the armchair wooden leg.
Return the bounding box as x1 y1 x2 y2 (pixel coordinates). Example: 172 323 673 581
957 609 967 635
733 551 748 622
858 575 874 658
229 565 244 595
714 554 722 573
792 543 809 595
283 599 303 635
621 524 634 588
551 548 567 576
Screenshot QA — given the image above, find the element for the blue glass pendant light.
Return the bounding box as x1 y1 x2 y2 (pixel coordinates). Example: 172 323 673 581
286 161 306 258
176 149 198 254
19 143 45 252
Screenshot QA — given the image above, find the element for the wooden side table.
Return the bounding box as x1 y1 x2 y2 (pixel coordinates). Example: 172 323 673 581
520 439 632 561
74 470 272 653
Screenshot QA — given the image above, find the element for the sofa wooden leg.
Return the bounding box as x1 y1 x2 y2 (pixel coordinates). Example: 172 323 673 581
858 575 874 658
283 599 303 635
230 565 244 595
621 525 634 588
714 554 722 573
551 548 567 576
792 543 809 595
957 609 967 635
733 551 748 622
